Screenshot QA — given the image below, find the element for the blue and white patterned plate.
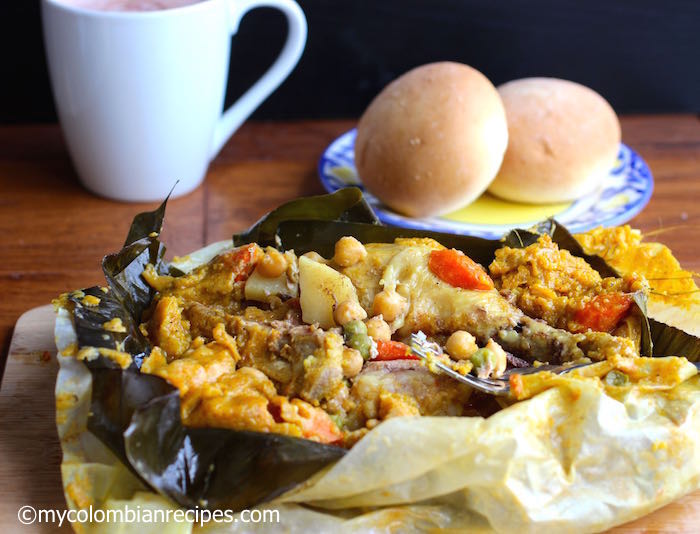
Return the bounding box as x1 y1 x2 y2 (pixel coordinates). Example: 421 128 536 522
318 129 653 239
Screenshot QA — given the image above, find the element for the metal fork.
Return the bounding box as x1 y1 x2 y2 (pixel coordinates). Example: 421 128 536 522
409 333 608 396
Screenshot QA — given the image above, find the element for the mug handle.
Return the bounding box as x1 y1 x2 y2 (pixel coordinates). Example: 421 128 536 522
210 0 307 158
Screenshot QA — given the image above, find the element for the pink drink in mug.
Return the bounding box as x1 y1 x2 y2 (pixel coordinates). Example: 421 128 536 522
54 0 203 11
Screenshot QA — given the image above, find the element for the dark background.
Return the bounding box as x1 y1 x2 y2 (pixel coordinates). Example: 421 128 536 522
2 0 700 123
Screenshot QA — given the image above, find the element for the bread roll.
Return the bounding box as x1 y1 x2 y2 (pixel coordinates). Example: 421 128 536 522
488 77 621 204
355 62 508 217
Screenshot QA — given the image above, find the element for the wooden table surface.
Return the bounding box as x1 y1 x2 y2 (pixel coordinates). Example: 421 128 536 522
0 115 699 532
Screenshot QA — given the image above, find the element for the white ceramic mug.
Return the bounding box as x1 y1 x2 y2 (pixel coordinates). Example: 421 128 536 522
41 0 307 201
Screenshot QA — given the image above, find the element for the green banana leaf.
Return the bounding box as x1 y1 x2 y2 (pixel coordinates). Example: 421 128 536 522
233 188 379 248
650 319 700 361
122 195 169 247
65 188 700 514
124 390 346 510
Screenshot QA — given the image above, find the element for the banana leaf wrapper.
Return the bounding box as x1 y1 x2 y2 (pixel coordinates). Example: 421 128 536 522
55 188 700 533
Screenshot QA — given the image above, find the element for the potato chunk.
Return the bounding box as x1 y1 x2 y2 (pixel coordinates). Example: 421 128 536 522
244 250 297 303
299 255 361 329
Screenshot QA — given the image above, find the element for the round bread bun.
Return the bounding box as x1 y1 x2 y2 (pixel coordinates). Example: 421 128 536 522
488 77 621 204
354 62 508 217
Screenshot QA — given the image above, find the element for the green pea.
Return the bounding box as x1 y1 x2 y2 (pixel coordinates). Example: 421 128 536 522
605 370 630 387
329 413 345 429
351 336 371 360
344 320 371 360
470 348 495 371
343 320 367 339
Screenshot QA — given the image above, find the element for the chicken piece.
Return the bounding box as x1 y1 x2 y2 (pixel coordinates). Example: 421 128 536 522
183 301 226 339
226 315 295 384
340 239 519 339
299 332 348 412
225 315 350 413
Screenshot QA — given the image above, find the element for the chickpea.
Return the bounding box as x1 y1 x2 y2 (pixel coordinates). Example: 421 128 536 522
333 236 367 267
485 339 507 378
301 251 327 264
365 315 391 341
334 299 367 326
445 330 478 361
341 347 364 378
371 290 408 322
257 248 287 278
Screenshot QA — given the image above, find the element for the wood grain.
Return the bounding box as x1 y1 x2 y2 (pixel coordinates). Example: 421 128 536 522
1 306 70 533
0 116 699 531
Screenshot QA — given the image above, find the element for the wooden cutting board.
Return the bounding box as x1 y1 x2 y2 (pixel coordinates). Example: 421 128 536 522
1 305 699 533
0 305 71 533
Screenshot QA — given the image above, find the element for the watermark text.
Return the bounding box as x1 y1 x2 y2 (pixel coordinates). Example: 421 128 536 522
18 505 279 528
